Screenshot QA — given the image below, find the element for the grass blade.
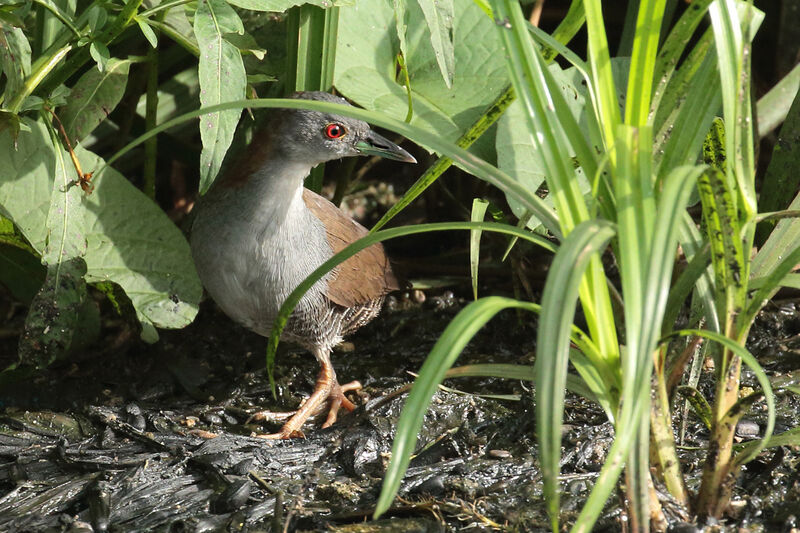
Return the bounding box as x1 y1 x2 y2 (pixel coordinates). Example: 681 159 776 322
536 219 616 530
469 198 489 300
374 295 541 518
102 97 563 235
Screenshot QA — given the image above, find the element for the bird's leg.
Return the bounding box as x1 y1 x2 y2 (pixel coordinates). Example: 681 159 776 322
259 347 361 439
322 378 361 428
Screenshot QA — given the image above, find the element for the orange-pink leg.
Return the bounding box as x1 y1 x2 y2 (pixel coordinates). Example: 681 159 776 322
258 349 361 439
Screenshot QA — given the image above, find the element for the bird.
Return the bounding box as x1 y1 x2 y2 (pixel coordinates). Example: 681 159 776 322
190 91 416 439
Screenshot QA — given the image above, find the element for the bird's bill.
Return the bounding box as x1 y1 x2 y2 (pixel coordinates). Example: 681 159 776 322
356 131 417 163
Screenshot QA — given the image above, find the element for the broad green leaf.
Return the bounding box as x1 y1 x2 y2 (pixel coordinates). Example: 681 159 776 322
417 0 455 88
0 243 45 304
18 120 87 367
0 120 202 338
79 147 202 334
495 58 627 230
226 0 353 11
18 258 87 368
134 67 199 127
86 3 108 33
0 119 53 249
60 58 131 144
335 0 507 162
194 0 247 193
0 25 31 102
89 40 110 71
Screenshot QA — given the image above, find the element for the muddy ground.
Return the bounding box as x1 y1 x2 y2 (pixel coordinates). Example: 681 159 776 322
0 283 799 532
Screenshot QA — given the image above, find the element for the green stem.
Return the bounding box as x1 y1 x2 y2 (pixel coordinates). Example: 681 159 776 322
139 0 194 18
146 19 200 57
6 44 72 113
30 0 82 38
39 0 145 96
371 86 516 232
143 16 163 200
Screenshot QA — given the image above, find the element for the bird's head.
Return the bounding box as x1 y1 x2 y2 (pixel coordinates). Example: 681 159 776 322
270 92 416 167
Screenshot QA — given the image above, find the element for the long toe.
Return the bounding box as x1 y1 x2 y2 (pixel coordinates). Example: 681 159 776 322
321 380 362 428
258 426 306 440
246 409 297 425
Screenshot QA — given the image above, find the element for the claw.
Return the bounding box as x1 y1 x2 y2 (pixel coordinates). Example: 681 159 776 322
252 363 361 439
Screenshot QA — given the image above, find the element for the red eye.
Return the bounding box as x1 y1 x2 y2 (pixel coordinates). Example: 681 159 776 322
325 123 346 139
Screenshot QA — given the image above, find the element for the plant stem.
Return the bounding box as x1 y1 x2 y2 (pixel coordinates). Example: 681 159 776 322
143 19 162 200
39 0 145 96
6 44 72 114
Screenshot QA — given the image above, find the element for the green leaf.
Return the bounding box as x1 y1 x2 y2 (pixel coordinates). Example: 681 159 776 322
624 0 666 127
17 119 88 367
335 0 507 162
0 24 31 102
534 219 616 530
0 120 202 338
86 3 108 33
756 62 800 137
375 295 541 518
0 242 45 305
417 0 455 88
651 0 713 119
495 59 627 230
708 1 764 226
469 198 489 300
89 40 110 72
137 18 159 48
755 83 800 244
224 31 266 60
698 124 747 317
225 0 353 11
392 0 410 87
60 58 131 144
18 258 87 368
676 385 713 430
194 0 247 193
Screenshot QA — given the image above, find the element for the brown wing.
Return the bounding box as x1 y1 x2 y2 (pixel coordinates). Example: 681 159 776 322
302 188 400 308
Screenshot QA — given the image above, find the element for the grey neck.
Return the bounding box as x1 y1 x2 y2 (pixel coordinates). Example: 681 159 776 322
206 159 315 225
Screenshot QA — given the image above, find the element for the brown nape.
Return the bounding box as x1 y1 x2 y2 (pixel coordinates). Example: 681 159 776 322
302 188 400 308
219 115 281 189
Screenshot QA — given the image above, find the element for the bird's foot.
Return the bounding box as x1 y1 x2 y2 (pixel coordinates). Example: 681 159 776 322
245 409 297 426
322 380 361 428
255 378 362 440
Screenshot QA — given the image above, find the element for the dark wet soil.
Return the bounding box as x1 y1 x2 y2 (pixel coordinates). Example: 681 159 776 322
0 287 799 532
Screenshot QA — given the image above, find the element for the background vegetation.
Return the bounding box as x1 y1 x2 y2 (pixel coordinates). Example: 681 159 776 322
1 0 799 530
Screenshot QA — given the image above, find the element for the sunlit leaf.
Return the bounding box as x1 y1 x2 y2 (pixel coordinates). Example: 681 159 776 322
194 0 247 193
60 58 131 144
